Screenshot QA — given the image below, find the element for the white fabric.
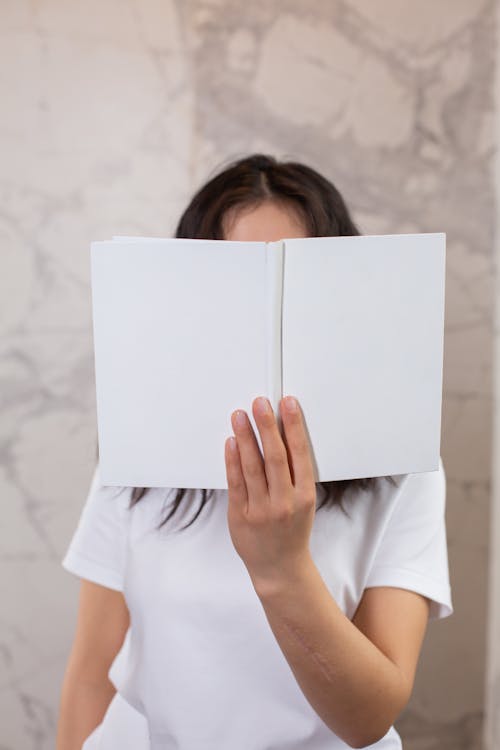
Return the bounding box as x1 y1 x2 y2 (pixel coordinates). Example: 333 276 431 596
81 692 149 749
63 458 453 750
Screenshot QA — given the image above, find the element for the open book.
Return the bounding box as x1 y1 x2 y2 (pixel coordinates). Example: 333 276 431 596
90 233 446 489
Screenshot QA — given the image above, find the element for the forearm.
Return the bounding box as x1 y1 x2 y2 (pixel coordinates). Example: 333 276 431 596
252 557 410 749
56 673 115 750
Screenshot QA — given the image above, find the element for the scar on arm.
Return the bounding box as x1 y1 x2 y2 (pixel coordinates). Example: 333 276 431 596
281 619 336 684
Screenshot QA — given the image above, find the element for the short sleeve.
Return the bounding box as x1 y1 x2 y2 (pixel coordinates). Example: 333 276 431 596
365 456 453 620
61 462 130 592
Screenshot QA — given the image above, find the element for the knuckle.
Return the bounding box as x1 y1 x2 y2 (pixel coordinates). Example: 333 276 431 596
301 491 317 508
244 460 262 480
228 492 244 507
228 476 245 494
249 508 267 526
272 504 293 523
266 446 287 465
291 439 309 457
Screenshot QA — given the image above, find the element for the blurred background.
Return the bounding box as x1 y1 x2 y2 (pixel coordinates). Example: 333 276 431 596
0 1 497 748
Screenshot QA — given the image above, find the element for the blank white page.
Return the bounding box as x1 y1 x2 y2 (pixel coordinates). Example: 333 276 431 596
91 239 268 488
282 233 445 480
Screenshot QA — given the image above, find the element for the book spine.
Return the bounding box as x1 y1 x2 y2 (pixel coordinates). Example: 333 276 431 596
266 241 284 434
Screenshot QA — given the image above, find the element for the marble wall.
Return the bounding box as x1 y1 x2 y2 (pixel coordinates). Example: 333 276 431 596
0 1 495 748
485 2 500 746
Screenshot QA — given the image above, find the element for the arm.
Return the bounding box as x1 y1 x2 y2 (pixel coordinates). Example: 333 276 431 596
224 395 431 747
56 580 130 750
254 563 430 749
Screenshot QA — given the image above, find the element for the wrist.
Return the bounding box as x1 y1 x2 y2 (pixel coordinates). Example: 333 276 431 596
250 553 317 600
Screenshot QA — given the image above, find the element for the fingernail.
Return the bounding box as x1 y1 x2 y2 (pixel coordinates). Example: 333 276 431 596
284 396 297 413
255 397 270 415
234 410 247 427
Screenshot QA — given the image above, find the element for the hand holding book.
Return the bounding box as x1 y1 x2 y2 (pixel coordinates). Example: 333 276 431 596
225 395 316 593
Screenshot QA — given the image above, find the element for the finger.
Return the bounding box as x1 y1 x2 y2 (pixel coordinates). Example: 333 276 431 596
225 436 248 514
280 396 316 495
252 397 292 499
231 409 269 502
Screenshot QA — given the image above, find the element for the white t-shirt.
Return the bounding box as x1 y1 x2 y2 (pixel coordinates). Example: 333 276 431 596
62 458 453 750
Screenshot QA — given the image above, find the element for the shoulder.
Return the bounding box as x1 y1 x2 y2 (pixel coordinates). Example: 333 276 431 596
82 463 133 520
337 458 445 525
364 456 453 620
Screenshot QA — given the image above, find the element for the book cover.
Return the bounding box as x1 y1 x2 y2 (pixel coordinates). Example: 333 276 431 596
90 233 445 488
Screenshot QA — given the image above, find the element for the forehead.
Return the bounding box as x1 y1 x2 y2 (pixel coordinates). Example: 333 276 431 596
223 200 308 242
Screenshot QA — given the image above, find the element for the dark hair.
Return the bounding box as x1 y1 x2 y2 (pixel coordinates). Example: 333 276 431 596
98 154 397 531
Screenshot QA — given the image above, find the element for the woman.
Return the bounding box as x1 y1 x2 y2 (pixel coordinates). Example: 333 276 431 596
56 154 453 750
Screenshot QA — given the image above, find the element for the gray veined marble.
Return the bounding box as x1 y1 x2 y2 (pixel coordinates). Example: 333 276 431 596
0 0 496 748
